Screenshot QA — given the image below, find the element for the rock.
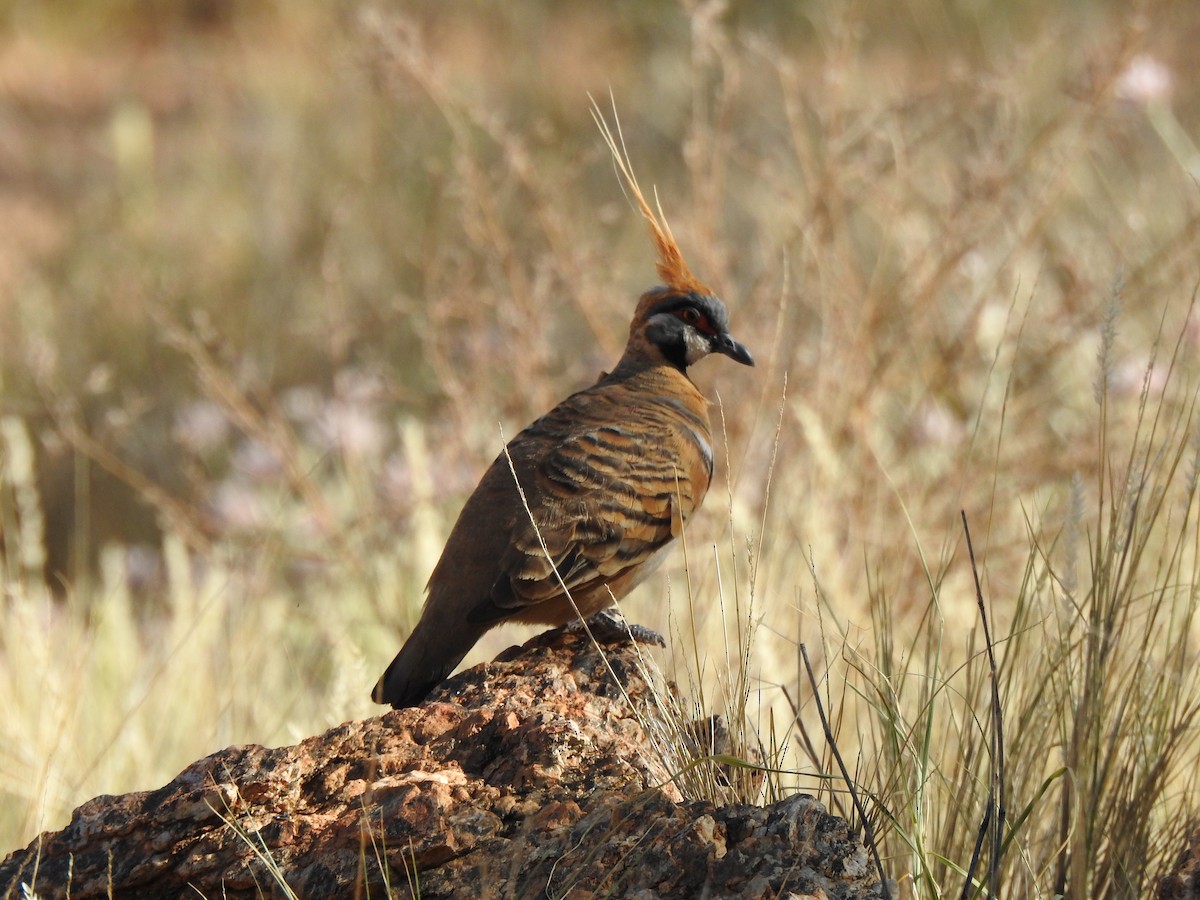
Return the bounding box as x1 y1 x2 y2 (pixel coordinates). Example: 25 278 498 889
1 628 889 899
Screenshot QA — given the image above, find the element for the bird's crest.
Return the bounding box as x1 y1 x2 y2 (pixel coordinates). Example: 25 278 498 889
591 97 712 298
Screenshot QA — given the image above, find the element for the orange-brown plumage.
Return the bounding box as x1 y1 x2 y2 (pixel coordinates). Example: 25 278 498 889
591 101 713 299
371 109 754 709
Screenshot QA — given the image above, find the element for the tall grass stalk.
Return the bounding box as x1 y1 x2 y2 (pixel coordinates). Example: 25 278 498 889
4 9 1200 899
799 301 1200 898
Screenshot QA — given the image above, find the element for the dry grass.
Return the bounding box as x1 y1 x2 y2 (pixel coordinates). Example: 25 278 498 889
3 2 1200 896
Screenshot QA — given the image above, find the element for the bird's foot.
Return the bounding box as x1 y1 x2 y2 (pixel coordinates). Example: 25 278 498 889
570 608 666 647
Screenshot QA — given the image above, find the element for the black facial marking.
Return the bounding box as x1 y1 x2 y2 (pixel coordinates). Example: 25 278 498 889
644 314 691 370
642 289 742 372
657 339 689 370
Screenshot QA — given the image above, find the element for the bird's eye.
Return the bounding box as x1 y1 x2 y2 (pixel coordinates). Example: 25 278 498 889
678 307 701 325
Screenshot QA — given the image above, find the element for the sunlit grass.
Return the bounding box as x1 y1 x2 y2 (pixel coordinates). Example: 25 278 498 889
3 2 1200 896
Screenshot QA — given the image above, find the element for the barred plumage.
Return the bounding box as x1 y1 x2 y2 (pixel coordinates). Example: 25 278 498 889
372 286 754 708
372 110 753 708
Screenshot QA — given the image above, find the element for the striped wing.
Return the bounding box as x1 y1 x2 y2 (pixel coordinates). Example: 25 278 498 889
470 386 713 622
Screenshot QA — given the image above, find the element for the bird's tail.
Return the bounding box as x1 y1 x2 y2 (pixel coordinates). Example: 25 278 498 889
371 617 486 708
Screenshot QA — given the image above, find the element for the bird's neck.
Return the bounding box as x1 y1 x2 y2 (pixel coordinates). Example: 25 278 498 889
603 350 708 408
607 351 684 382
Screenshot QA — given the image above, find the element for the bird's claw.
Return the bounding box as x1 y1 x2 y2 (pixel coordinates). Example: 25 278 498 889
570 608 667 647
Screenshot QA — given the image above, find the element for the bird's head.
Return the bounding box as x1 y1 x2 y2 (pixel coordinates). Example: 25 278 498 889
630 288 754 372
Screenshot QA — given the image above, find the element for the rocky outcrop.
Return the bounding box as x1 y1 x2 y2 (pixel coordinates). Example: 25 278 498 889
1 628 889 899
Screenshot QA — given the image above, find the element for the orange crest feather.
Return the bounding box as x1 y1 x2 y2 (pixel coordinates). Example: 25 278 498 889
591 98 711 297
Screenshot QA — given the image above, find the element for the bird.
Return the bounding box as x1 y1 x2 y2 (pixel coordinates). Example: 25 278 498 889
372 112 754 709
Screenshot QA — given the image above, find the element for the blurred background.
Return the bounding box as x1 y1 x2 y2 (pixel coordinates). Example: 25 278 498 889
2 0 1199 884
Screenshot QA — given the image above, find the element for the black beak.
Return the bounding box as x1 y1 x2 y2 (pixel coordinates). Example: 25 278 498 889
713 332 755 367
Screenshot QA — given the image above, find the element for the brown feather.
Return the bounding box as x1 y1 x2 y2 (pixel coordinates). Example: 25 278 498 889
590 99 712 298
371 107 751 709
